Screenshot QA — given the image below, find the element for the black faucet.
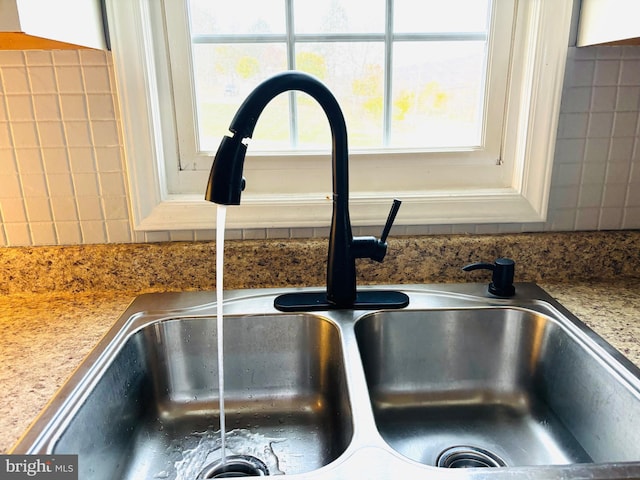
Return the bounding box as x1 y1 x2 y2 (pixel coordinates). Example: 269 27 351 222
205 71 408 311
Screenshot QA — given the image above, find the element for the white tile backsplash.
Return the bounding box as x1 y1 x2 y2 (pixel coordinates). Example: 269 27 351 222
52 50 79 65
0 174 21 198
91 120 119 146
98 172 126 196
559 112 589 138
10 121 38 146
24 51 52 66
620 60 640 85
20 173 48 197
561 87 591 112
591 86 617 111
60 94 88 120
587 112 614 137
624 208 640 228
1 45 639 246
24 196 52 222
15 148 43 173
4 223 31 246
77 196 103 221
0 123 11 146
27 66 57 93
42 147 70 173
33 94 61 120
2 67 30 93
47 173 74 197
2 198 27 223
6 95 34 121
50 197 78 222
65 120 93 146
613 112 638 137
55 220 82 244
616 86 640 111
87 94 115 119
594 60 620 85
95 146 122 172
105 219 131 243
55 66 84 93
38 121 66 146
82 66 111 93
80 220 106 243
73 173 100 197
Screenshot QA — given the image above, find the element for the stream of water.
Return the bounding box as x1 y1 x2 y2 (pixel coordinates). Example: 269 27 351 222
216 205 227 463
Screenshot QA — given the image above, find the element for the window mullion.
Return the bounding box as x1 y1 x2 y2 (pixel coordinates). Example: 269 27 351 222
383 0 393 147
286 0 298 148
191 33 287 43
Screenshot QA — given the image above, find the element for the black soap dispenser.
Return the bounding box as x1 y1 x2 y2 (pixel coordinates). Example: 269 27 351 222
462 258 516 297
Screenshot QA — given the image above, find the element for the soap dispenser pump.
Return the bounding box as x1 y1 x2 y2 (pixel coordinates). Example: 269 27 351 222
462 258 516 297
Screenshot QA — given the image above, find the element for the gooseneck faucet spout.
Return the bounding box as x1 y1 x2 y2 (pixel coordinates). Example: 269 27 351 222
206 71 408 311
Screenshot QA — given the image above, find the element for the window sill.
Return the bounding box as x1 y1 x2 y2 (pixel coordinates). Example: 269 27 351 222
136 188 547 231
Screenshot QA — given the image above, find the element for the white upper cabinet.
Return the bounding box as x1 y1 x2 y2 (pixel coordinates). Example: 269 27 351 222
578 0 640 46
0 0 107 49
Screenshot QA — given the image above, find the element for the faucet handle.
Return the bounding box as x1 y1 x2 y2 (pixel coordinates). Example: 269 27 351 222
352 199 402 263
380 199 402 243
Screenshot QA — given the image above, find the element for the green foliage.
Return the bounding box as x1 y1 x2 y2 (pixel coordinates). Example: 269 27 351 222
352 64 383 118
364 96 383 118
352 64 382 97
296 51 327 80
394 90 415 121
392 82 450 122
418 81 449 113
236 56 260 79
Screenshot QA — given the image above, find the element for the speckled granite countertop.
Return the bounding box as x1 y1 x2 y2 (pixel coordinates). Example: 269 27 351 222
1 231 639 454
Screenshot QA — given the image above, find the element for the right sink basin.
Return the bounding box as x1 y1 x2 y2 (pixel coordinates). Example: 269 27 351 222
355 306 640 469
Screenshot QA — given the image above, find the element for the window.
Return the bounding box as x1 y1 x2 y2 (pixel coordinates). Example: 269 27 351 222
183 0 493 154
104 1 573 231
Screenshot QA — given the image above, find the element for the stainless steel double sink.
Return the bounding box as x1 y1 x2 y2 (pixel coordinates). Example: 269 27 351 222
11 283 640 479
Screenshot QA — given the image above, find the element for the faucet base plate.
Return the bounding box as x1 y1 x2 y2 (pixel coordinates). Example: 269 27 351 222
274 290 410 312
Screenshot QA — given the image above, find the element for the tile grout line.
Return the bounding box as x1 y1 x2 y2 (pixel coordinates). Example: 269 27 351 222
2 52 33 246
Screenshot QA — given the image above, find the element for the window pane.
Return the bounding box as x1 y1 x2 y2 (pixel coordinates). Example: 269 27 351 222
295 42 385 150
188 0 286 35
249 94 291 151
185 1 494 153
390 41 486 148
191 44 288 151
294 0 385 34
394 0 490 33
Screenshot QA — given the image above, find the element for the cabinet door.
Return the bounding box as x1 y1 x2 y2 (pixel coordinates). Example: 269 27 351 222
578 0 640 46
0 0 107 50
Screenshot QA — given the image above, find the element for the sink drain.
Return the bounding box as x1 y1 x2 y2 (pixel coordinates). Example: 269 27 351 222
436 446 506 468
197 455 269 478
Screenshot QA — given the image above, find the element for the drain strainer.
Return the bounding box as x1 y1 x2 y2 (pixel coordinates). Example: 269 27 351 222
436 446 507 468
197 455 269 478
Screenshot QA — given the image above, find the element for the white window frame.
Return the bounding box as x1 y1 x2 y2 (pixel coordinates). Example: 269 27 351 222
167 2 507 173
105 0 573 231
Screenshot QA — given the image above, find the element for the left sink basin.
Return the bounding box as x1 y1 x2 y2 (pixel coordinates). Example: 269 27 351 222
12 293 353 479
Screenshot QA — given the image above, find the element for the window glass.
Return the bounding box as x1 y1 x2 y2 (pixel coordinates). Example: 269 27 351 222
295 42 385 149
188 0 286 35
394 0 490 33
390 41 487 148
191 43 288 151
294 0 386 34
186 0 493 154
